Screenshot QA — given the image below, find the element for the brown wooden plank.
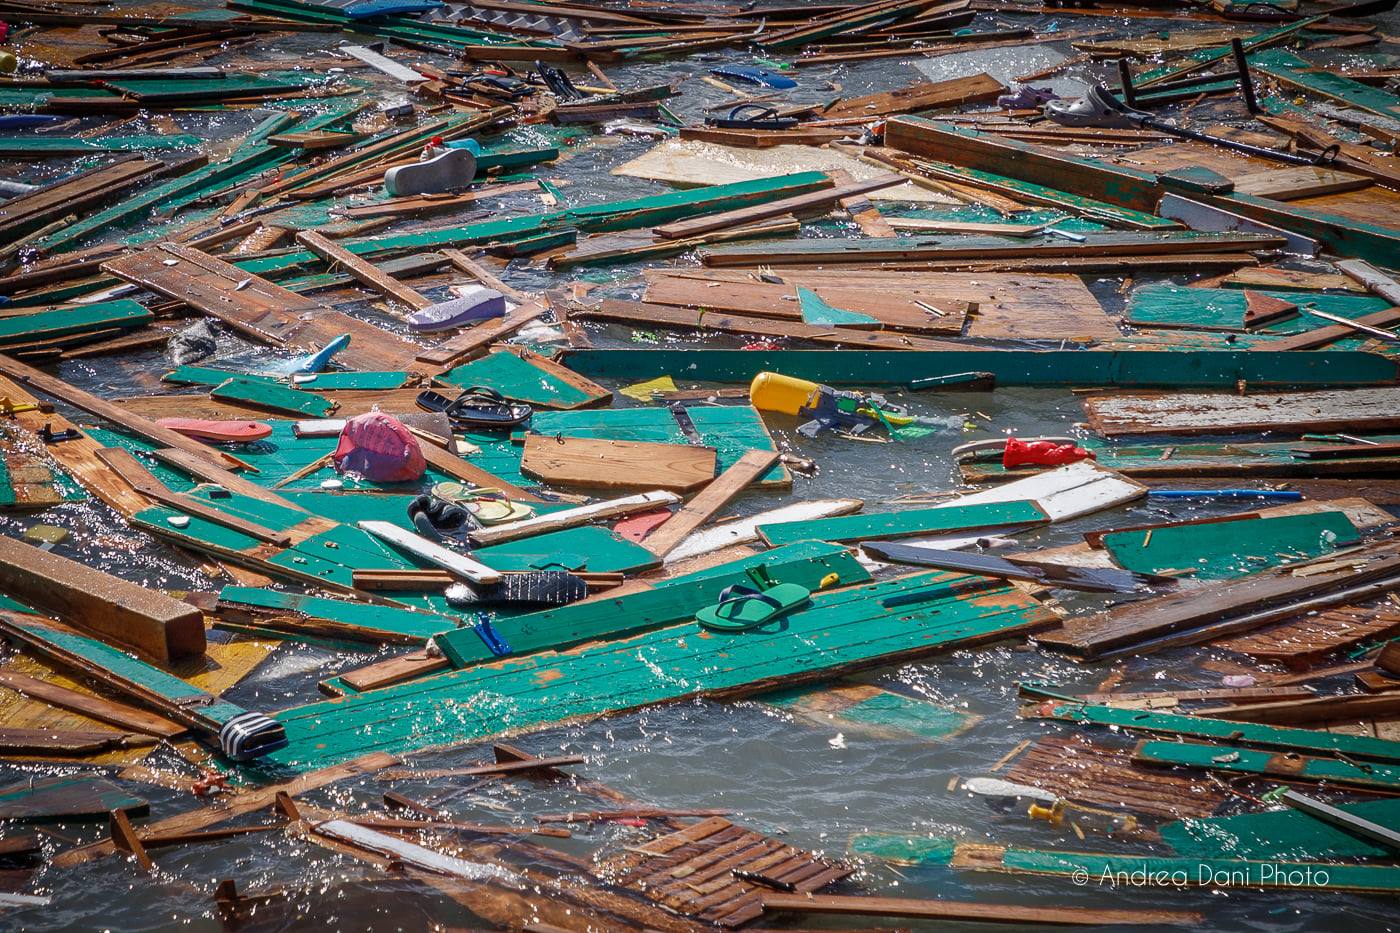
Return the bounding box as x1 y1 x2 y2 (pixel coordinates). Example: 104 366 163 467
416 301 547 369
644 449 779 557
0 538 205 663
817 73 1005 122
521 435 717 493
1082 388 1400 437
573 298 966 350
0 726 158 755
334 650 449 693
295 230 430 311
440 249 531 303
0 157 171 241
0 669 184 738
417 439 545 503
102 243 424 372
1195 690 1400 725
1267 307 1400 350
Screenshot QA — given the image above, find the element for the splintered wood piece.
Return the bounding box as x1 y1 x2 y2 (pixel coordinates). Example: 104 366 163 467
0 670 184 738
333 651 449 693
1242 290 1298 328
296 230 429 310
521 435 717 493
0 727 158 755
440 249 531 303
0 537 206 663
644 450 779 557
53 754 399 867
109 808 155 870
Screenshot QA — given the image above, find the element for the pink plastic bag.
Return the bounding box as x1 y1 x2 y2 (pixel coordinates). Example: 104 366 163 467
333 412 426 483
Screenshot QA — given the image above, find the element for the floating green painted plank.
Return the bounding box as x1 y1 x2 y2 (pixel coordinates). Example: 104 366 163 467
1127 286 1391 332
0 775 147 823
228 0 532 47
256 568 1048 774
0 300 151 346
561 349 1400 389
1161 797 1400 860
164 367 409 391
984 845 1400 893
849 833 956 865
103 72 323 103
291 371 412 391
1032 702 1400 762
472 525 660 575
438 350 600 409
217 586 458 644
763 683 975 741
797 286 879 327
0 135 201 155
1101 511 1358 580
1135 16 1324 86
564 171 831 233
1135 740 1400 792
1250 50 1400 122
210 378 337 417
759 500 1047 546
433 540 868 667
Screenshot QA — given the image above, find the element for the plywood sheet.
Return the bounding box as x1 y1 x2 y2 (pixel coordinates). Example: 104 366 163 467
613 139 953 203
520 435 717 492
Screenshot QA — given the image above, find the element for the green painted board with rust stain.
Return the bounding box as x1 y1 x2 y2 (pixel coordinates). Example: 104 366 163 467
759 500 1047 546
1101 511 1358 580
0 775 147 823
849 833 957 865
1032 702 1400 762
0 299 152 346
210 378 337 417
1161 797 1400 861
1135 740 1400 792
438 350 606 409
561 349 1400 389
433 540 868 667
1126 286 1391 332
254 570 1049 774
217 586 458 644
980 845 1400 893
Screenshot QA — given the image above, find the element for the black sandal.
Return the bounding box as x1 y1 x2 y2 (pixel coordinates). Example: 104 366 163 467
417 387 532 432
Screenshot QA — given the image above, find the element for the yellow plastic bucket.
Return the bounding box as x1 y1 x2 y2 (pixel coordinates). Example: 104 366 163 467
749 371 821 416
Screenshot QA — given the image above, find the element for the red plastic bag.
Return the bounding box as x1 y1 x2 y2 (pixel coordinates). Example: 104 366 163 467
333 412 426 483
1002 437 1095 469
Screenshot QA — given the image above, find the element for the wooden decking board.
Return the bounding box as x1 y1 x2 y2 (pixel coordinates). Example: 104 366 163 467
0 156 168 240
259 569 1056 773
1083 387 1400 438
103 243 425 373
1003 734 1226 819
1215 602 1400 667
601 817 850 925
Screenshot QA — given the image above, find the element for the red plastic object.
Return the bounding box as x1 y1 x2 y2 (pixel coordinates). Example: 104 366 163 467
157 417 272 443
333 411 426 483
1002 437 1095 469
742 341 782 351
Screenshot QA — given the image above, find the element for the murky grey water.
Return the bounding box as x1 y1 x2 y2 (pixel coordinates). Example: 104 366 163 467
2 2 1399 929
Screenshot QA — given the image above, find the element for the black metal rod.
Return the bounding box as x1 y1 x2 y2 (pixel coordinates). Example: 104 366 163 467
1230 38 1260 115
1117 57 1137 108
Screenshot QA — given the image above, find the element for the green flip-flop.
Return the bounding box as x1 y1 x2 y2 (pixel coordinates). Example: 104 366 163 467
696 575 811 632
